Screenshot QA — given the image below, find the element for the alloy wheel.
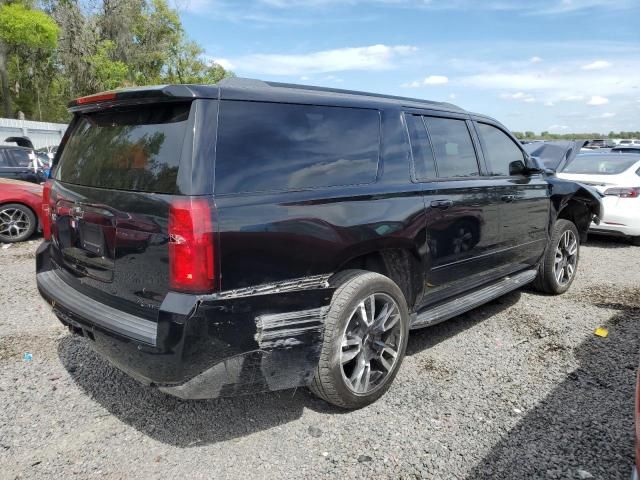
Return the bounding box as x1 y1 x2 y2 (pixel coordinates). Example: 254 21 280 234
0 207 31 241
340 293 403 395
554 230 578 286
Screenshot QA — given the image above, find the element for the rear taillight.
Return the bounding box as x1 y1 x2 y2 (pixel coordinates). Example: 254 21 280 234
42 180 53 240
604 187 640 198
168 198 215 293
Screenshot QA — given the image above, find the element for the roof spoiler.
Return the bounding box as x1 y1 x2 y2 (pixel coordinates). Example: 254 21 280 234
68 85 218 112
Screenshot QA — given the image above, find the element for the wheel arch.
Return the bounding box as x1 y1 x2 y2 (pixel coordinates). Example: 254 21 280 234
333 246 424 311
552 185 602 242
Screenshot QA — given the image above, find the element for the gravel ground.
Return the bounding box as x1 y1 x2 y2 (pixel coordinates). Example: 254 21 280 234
0 236 639 479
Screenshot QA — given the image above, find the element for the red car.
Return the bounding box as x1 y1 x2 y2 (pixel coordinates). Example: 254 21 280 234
0 178 43 243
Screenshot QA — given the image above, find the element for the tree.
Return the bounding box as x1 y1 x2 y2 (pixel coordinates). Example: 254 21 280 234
1 0 232 122
524 131 536 139
0 2 59 117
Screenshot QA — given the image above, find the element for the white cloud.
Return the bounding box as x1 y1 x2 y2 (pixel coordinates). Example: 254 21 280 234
529 56 543 63
223 44 417 75
401 80 422 88
213 58 235 70
423 75 449 85
544 101 554 106
548 124 570 131
600 112 616 118
499 92 536 103
300 75 310 81
449 93 457 99
587 95 609 105
581 60 612 70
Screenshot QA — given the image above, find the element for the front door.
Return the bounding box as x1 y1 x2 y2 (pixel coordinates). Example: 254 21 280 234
473 121 550 270
404 112 504 306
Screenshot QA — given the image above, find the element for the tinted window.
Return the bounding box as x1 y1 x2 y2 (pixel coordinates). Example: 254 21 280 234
55 103 190 193
216 101 379 194
8 149 32 167
476 123 525 176
405 114 437 180
424 117 479 178
0 151 8 167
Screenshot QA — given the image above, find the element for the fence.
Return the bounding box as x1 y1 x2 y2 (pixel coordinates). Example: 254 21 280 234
0 118 68 150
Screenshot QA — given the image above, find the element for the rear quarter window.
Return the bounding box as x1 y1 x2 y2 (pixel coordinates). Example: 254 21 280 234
215 101 380 194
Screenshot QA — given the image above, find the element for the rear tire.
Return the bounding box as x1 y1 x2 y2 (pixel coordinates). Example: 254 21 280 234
309 270 409 409
0 203 37 243
631 236 640 246
532 219 580 295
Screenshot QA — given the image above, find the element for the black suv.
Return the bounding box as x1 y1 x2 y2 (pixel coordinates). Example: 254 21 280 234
0 145 48 184
36 79 601 408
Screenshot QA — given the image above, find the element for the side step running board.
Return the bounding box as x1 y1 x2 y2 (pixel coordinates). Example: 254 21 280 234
411 269 537 330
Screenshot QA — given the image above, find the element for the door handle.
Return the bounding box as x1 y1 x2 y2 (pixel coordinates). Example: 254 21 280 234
430 199 453 209
501 194 516 203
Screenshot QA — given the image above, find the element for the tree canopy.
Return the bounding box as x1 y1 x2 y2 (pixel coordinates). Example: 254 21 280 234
0 0 232 122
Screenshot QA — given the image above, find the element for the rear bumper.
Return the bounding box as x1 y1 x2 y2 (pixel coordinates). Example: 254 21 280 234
36 241 335 399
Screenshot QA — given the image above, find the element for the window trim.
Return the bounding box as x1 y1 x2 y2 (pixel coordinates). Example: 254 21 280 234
422 115 484 181
473 120 532 178
214 100 383 196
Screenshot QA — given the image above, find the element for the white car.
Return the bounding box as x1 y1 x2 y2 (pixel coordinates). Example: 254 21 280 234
557 153 640 245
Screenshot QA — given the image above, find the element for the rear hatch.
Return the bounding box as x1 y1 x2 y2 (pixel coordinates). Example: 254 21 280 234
48 99 200 320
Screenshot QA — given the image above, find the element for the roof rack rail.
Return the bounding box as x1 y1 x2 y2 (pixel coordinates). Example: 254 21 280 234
217 77 463 111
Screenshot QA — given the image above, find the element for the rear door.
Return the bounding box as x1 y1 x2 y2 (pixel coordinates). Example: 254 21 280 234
48 100 198 318
473 121 550 269
405 111 504 305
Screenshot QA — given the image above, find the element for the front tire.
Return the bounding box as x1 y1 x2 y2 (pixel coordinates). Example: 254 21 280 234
0 203 37 243
309 270 409 409
631 236 640 246
532 219 580 294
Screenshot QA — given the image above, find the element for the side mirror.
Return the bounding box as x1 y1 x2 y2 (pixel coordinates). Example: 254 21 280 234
509 160 528 176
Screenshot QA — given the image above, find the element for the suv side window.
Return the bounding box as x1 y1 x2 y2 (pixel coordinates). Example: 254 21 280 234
405 114 437 180
216 101 380 194
423 116 479 178
0 151 8 167
476 123 525 176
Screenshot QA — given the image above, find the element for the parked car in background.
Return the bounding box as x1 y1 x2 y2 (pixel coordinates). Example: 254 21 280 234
611 146 640 154
0 145 48 184
0 178 43 243
585 139 614 149
558 153 640 245
36 79 601 408
36 145 58 162
523 140 587 174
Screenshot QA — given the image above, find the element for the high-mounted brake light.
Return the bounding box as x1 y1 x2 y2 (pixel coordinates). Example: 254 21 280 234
168 198 215 293
604 187 640 198
42 180 53 240
75 92 117 105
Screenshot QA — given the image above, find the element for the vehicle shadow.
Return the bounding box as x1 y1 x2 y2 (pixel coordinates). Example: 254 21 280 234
57 290 522 448
466 293 640 479
57 334 325 447
406 290 522 356
585 235 634 249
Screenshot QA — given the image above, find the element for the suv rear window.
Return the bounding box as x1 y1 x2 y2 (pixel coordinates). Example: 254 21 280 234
55 103 191 194
215 101 380 194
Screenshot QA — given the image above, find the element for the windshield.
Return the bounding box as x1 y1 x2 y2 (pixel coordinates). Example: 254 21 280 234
561 154 639 175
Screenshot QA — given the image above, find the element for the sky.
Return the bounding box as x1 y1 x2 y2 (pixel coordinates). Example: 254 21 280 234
177 0 640 134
